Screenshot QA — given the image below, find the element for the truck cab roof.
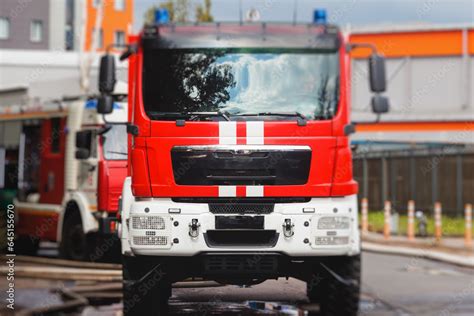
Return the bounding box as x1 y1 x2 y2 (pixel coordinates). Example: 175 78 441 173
142 22 341 50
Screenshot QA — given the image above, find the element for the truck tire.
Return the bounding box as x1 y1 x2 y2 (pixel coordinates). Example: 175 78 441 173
59 211 92 261
308 254 361 316
122 255 171 316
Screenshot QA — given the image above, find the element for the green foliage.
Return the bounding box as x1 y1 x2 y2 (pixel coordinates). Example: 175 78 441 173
196 0 214 22
144 0 213 25
363 211 473 237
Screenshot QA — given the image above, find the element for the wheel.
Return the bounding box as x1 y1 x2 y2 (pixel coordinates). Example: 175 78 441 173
15 236 40 256
307 254 361 316
59 211 91 261
122 255 171 316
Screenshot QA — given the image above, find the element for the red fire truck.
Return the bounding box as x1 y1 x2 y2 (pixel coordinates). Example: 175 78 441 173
97 20 388 315
1 93 128 261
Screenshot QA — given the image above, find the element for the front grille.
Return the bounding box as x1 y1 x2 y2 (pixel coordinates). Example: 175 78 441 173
209 203 274 214
132 216 166 230
133 236 168 246
171 145 311 185
204 255 278 274
173 197 311 204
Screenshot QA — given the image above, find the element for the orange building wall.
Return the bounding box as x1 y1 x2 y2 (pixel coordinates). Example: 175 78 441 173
85 0 133 51
350 29 474 58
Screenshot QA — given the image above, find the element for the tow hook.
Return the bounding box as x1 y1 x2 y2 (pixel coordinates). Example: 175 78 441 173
189 218 200 238
283 218 294 237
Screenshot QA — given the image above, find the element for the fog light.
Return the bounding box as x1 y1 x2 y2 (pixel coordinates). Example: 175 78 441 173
317 216 350 230
315 236 349 245
132 216 166 230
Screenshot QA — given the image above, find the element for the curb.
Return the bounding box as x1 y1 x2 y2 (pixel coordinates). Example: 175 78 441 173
362 241 474 268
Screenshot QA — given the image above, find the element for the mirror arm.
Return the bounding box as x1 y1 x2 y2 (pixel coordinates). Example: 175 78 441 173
375 114 381 123
101 113 122 126
105 43 137 60
347 42 379 54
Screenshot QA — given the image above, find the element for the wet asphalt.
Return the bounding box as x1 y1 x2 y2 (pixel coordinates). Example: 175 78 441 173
4 251 474 315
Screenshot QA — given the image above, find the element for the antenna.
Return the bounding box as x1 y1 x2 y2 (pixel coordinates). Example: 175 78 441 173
292 0 298 25
239 0 243 25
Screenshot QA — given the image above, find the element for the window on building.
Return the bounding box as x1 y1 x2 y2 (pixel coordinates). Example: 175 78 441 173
0 17 10 40
93 0 101 8
115 0 125 11
30 20 43 42
114 31 125 46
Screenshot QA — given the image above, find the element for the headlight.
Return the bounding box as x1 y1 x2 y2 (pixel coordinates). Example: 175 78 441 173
317 216 350 230
132 216 166 230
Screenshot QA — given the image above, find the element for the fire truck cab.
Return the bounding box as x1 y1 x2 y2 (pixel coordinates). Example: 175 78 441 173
0 91 128 261
98 21 388 316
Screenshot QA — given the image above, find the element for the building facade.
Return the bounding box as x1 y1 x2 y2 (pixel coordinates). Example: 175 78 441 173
0 0 133 51
0 0 56 50
348 25 474 214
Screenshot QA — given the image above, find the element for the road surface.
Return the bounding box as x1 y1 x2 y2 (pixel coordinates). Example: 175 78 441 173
5 251 474 315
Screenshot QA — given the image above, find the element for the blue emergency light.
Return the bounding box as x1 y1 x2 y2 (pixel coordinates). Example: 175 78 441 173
313 9 327 24
154 8 170 24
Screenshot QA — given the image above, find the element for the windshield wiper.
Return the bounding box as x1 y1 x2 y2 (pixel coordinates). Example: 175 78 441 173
235 112 307 126
187 111 231 121
147 111 230 121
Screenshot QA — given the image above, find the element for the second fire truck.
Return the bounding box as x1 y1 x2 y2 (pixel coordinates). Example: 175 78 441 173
1 90 128 261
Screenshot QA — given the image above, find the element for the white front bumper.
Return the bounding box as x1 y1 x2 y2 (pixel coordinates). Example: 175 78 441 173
121 193 360 257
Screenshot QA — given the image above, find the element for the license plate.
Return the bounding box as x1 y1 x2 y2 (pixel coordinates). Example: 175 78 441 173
215 216 264 229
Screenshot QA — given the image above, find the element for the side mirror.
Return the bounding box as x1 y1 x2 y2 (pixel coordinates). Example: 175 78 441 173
369 54 386 93
75 130 92 149
75 148 90 160
371 95 390 114
99 54 116 94
97 95 114 114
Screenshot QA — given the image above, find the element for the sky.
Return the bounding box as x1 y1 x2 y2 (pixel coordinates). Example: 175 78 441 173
133 0 474 32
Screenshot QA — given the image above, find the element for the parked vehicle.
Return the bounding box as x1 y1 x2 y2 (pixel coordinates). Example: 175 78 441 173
0 93 128 261
98 16 389 316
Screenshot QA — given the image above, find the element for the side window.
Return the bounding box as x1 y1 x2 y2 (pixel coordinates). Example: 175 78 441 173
30 20 43 43
115 0 125 11
114 30 125 46
0 17 10 40
50 118 61 153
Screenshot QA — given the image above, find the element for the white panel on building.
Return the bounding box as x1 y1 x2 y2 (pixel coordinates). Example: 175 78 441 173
0 121 21 148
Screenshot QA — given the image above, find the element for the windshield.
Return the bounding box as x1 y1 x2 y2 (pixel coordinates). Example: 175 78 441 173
102 125 127 160
143 49 340 120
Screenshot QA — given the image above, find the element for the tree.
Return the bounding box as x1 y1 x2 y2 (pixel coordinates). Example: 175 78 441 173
195 0 213 22
144 0 213 25
143 0 190 25
144 50 236 113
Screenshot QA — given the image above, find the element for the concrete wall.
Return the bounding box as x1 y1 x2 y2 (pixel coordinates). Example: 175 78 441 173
351 56 474 122
0 49 128 105
49 0 66 50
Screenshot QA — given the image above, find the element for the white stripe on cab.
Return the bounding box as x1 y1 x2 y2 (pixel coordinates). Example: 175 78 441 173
218 121 237 145
246 121 264 145
218 186 237 197
246 186 264 197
